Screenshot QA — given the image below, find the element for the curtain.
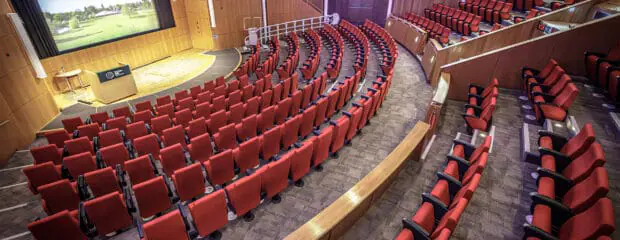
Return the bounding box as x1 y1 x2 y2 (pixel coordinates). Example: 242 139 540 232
153 0 176 30
10 0 59 59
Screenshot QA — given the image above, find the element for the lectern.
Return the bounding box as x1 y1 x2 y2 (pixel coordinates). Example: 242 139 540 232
84 64 138 104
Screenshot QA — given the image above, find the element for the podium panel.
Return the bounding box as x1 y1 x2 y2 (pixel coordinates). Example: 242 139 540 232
85 65 138 104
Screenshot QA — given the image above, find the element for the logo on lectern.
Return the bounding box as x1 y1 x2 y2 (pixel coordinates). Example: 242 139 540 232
97 65 131 83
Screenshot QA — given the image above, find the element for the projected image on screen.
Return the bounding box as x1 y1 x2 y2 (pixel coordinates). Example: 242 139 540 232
38 0 160 52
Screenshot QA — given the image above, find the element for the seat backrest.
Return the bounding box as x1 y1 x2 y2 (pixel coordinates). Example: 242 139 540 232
84 192 133 236
77 123 101 141
194 102 212 120
112 106 132 119
233 137 260 173
188 189 228 237
196 92 212 105
98 128 123 148
174 109 193 127
105 117 127 131
562 123 596 159
548 74 572 96
245 96 260 116
31 144 63 165
126 121 148 141
290 90 303 116
225 173 261 216
188 133 213 163
177 97 195 111
312 126 334 167
133 176 172 218
44 129 71 148
203 149 234 186
162 125 187 148
99 143 130 170
258 105 276 133
552 82 579 110
151 115 172 135
558 198 615 240
156 95 172 106
314 97 329 127
430 198 469 239
260 89 273 110
186 117 207 139
84 167 121 197
214 123 237 150
159 143 187 176
156 103 175 119
275 98 292 124
228 90 242 108
207 110 228 135
228 103 245 124
236 114 258 141
175 90 190 102
28 210 87 240
125 154 157 185
90 112 110 126
301 83 314 108
143 210 189 240
172 163 205 202
256 155 291 199
38 179 79 214
563 167 609 213
23 162 61 194
330 116 350 153
63 152 96 179
133 110 153 125
261 125 282 160
564 142 606 183
135 100 153 113
282 114 302 148
190 85 203 99
133 134 161 158
66 137 94 156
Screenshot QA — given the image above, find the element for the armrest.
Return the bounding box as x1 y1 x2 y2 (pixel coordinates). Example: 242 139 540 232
352 103 362 108
73 130 79 138
537 130 567 150
123 187 136 212
468 83 485 94
77 175 90 200
147 154 161 176
452 139 476 159
95 151 105 169
529 192 573 227
342 111 352 118
136 218 145 239
538 147 572 173
422 192 449 220
529 82 551 92
532 92 556 102
464 104 482 116
523 223 559 240
536 167 573 197
467 94 483 102
446 154 471 178
436 171 462 199
402 218 431 240
93 136 99 152
115 164 126 187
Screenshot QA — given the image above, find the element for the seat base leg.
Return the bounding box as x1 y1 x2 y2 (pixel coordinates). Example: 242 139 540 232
295 179 305 187
271 194 282 204
315 164 324 172
209 230 223 240
243 211 255 222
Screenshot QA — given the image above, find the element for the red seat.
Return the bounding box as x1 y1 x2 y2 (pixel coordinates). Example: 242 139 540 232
96 128 124 148
290 90 303 116
196 92 212 105
236 114 258 141
177 97 195 112
256 155 291 202
272 84 282 105
155 103 175 119
77 123 101 141
190 85 203 100
31 144 63 165
185 117 207 139
257 105 275 133
463 96 496 131
188 133 213 163
275 98 292 125
260 90 273 111
159 143 188 176
402 198 469 239
204 149 235 185
161 125 188 148
227 90 242 109
345 108 362 143
301 83 314 108
311 126 334 168
172 163 206 201
151 115 172 136
84 167 121 197
133 134 162 159
133 110 153 125
214 123 237 150
28 210 86 240
359 98 373 129
104 117 128 131
207 110 228 135
142 210 189 240
125 154 157 185
84 192 133 236
62 117 84 133
44 129 71 148
288 141 312 185
525 65 565 96
65 137 94 156
193 102 211 120
156 95 172 107
556 142 606 183
233 137 260 173
173 109 193 127
533 83 579 121
282 114 302 148
63 152 97 179
325 90 339 119
89 112 109 126
188 189 228 238
585 43 620 86
260 125 282 161
245 96 260 117
112 106 132 120
133 176 172 218
330 116 350 154
174 90 190 105
314 97 329 127
228 103 246 124
125 121 149 141
99 143 130 170
135 100 153 113
242 85 254 103
299 105 317 138
23 162 62 194
225 173 261 220
39 179 80 215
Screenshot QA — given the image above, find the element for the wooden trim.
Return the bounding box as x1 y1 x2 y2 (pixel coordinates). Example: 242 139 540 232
425 72 449 137
385 16 428 55
285 121 430 240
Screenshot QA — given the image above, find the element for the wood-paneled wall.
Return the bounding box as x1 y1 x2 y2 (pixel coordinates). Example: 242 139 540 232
385 17 428 54
0 0 59 165
186 0 215 50
211 0 262 50
391 0 460 17
41 0 193 94
441 14 620 101
267 0 322 25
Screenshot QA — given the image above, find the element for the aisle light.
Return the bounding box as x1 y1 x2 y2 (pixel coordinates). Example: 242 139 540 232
208 0 216 28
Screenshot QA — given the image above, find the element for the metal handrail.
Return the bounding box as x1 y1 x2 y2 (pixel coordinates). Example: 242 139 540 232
245 13 340 46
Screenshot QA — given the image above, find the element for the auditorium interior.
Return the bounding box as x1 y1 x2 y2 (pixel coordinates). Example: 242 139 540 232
0 0 618 239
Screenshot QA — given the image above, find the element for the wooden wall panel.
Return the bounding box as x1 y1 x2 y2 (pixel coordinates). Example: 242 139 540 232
267 0 322 25
391 0 459 17
442 14 620 101
211 0 261 50
185 0 215 50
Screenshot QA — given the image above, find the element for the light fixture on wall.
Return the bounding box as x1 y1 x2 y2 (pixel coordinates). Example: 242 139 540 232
208 0 216 28
7 13 47 79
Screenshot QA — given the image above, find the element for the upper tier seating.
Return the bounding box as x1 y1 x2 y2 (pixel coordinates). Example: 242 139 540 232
584 43 620 102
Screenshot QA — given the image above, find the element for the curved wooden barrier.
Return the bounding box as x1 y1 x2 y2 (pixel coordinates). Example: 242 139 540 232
285 121 430 240
425 72 450 137
385 16 428 55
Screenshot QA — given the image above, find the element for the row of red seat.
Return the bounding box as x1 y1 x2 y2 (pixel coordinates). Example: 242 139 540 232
234 45 261 79
337 20 370 79
319 24 345 80
522 59 579 122
361 20 398 74
454 0 512 24
524 123 614 239
425 4 482 36
463 78 498 133
256 37 281 80
585 43 620 103
403 14 451 44
300 29 322 80
277 32 301 80
396 136 493 239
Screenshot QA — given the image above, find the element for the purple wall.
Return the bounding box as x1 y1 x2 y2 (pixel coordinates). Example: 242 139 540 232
329 0 389 26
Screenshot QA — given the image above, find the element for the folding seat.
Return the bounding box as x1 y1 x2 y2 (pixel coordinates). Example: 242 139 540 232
90 112 110 126
330 116 350 155
31 144 63 165
272 84 282 105
336 83 349 111
59 116 84 133
256 156 290 202
28 210 87 240
159 143 189 176
135 100 154 113
44 129 71 148
523 59 558 81
478 0 496 17
290 90 303 116
457 13 473 34
469 78 499 99
23 162 62 194
463 97 496 131
254 79 265 96
227 80 240 94
125 121 149 142
63 152 97 179
233 137 261 173
125 154 157 185
463 15 481 35
187 189 228 238
190 85 203 100
104 117 128 132
96 128 124 149
211 95 226 113
260 125 282 161
133 176 172 219
523 198 614 240
98 143 130 170
314 97 329 127
239 75 249 88
214 123 237 150
161 125 187 148
441 8 455 26
195 92 212 105
311 126 334 168
174 90 190 106
227 90 242 109
156 95 173 107
258 106 276 133
228 103 245 124
539 142 606 184
245 96 260 117
260 89 273 111
172 109 192 128
38 179 80 215
225 173 261 221
531 74 572 100
236 114 258 141
84 167 122 198
133 110 153 125
533 83 578 121
344 109 363 143
207 110 228 135
487 1 504 23
453 12 467 32
216 76 226 86
203 149 235 186
400 198 469 240
193 102 211 120
299 105 317 138
301 83 314 108
112 106 132 120
291 72 299 91
242 85 254 103
177 97 195 111
311 78 322 101
141 210 189 240
204 80 216 93
472 0 487 15
282 78 291 98
282 115 302 149
155 103 175 119
184 117 206 139
66 137 94 156
514 9 539 23
187 133 213 163
76 123 101 141
525 66 565 96
275 98 292 125
172 163 206 202
133 134 162 159
584 43 620 85
213 85 226 99
83 192 133 236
